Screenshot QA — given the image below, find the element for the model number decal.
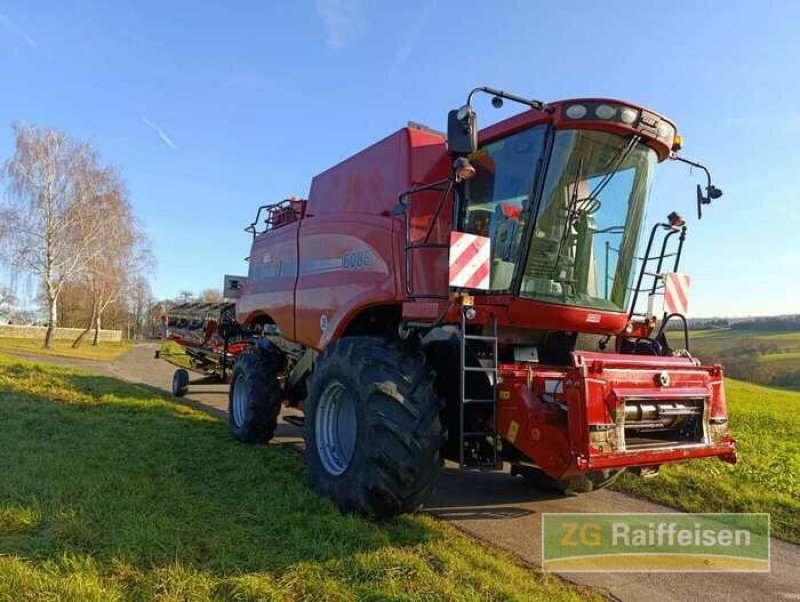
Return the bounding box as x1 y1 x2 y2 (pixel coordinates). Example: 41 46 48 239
342 249 373 269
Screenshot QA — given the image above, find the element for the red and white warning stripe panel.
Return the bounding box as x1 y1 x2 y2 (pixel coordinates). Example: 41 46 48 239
449 231 491 290
663 273 691 315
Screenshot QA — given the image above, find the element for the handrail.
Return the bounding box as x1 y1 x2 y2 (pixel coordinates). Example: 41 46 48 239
395 177 455 300
245 199 306 239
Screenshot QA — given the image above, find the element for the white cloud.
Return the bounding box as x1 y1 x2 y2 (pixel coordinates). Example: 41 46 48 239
315 0 364 49
141 116 178 151
0 10 37 50
392 1 435 68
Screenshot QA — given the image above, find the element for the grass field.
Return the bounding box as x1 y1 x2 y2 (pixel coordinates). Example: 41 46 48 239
0 354 592 602
669 328 800 388
614 377 800 544
761 351 800 363
0 336 133 362
679 328 800 360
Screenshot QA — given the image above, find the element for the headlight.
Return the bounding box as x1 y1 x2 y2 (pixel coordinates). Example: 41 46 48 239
565 104 588 119
656 121 674 139
619 107 638 124
595 104 616 119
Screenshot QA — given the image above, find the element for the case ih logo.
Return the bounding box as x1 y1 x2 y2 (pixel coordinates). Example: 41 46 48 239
448 231 491 290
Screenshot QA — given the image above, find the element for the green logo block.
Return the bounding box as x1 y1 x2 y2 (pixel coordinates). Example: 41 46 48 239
542 513 770 572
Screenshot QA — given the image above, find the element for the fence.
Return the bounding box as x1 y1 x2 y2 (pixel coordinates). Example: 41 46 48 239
0 324 122 342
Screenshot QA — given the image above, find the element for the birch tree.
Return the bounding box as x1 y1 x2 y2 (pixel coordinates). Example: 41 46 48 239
1 124 110 347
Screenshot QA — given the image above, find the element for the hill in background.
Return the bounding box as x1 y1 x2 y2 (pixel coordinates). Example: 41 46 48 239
668 315 800 388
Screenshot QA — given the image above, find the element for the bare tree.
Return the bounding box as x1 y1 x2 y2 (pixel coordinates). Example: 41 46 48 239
199 288 222 303
176 290 194 304
71 175 153 347
128 275 153 339
1 124 111 347
0 286 16 321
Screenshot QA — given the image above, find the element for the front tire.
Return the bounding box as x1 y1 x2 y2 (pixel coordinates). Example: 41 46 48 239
304 337 445 517
172 369 189 397
228 345 284 443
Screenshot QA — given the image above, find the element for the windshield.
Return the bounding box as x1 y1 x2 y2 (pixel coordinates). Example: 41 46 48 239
459 125 547 290
520 129 656 311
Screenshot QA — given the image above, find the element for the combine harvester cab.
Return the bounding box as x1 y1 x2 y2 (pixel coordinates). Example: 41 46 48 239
227 87 735 515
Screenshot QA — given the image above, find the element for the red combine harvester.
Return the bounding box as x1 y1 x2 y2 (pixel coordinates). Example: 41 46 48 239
222 87 735 516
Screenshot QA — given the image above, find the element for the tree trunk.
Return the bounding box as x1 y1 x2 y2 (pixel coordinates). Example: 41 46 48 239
72 302 97 348
44 295 57 349
92 312 102 346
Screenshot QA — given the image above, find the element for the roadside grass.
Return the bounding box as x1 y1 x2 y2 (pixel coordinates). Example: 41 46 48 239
0 354 593 602
613 378 800 544
158 340 192 369
0 336 132 362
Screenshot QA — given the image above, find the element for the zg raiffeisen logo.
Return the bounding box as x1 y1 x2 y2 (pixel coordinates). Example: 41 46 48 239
542 513 770 572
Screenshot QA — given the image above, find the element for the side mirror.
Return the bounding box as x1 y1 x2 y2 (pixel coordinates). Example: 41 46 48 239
447 105 477 155
696 183 723 219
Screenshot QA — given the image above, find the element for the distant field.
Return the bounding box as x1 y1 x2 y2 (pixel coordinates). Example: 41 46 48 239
669 328 800 388
614 377 800 543
0 354 591 601
761 351 800 363
682 328 800 350
0 336 132 362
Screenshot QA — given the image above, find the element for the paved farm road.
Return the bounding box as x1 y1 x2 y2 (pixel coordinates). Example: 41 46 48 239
9 343 800 602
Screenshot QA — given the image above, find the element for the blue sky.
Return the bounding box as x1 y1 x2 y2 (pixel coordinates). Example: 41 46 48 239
1 0 798 317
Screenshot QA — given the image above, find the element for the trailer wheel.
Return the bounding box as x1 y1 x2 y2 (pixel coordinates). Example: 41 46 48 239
228 346 284 443
513 465 625 495
304 337 445 517
172 369 189 397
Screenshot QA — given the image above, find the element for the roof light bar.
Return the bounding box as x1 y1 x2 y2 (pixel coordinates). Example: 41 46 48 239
561 101 676 148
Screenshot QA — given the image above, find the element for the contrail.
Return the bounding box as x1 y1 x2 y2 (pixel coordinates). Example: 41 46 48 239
141 116 177 151
0 10 38 50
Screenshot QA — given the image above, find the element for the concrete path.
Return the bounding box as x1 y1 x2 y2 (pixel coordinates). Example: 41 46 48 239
7 343 800 602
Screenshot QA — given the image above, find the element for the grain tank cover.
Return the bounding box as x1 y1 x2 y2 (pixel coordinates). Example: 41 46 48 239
306 126 447 216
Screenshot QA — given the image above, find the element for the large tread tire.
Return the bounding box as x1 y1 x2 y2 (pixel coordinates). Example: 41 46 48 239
228 345 284 443
304 337 445 517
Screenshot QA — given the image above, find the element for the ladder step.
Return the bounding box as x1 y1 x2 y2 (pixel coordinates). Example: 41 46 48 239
459 313 499 468
459 462 503 470
464 334 498 342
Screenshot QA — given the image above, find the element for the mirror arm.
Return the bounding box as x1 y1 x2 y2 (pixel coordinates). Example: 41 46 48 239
670 153 713 191
669 153 722 220
466 86 551 112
